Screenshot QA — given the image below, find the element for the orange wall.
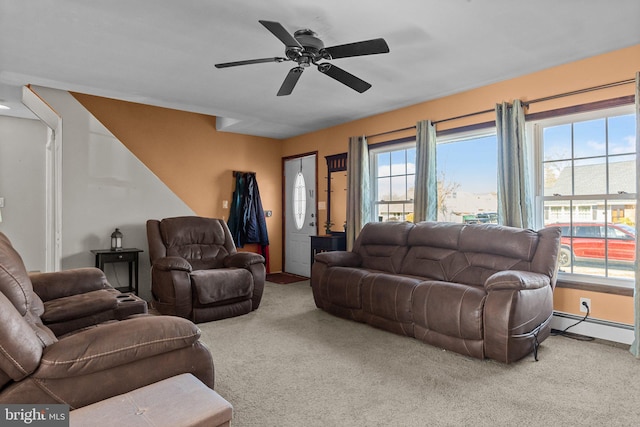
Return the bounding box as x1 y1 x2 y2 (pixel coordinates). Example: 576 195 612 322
553 288 634 324
71 94 283 271
71 44 638 323
282 44 640 324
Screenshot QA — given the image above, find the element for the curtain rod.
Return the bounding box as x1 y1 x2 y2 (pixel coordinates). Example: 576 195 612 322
365 78 635 139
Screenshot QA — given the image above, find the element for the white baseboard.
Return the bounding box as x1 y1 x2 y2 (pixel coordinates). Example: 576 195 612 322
551 312 635 345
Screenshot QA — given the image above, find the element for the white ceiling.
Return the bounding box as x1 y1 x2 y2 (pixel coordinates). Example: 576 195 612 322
1 0 639 139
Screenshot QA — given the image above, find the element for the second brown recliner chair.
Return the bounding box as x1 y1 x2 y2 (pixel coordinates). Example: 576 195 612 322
147 216 266 323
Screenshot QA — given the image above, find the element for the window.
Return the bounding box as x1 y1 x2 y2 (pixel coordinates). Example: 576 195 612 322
436 131 497 223
370 142 415 222
534 105 636 286
292 171 306 230
369 130 497 223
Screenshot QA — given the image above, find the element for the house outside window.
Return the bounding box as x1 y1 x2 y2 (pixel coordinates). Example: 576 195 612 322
533 105 636 287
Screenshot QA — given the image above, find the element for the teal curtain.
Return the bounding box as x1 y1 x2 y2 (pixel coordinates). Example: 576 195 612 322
631 72 640 358
496 100 533 229
346 135 371 250
414 120 437 223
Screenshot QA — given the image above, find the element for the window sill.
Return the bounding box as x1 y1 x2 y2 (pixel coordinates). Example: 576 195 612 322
555 279 633 297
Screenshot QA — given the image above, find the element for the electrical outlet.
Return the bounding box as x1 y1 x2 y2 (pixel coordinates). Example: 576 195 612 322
579 297 591 313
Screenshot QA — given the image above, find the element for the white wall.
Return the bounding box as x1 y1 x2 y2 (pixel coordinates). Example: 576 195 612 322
27 87 194 300
0 116 47 271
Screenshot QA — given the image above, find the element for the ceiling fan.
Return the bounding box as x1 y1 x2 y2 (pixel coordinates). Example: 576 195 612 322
215 20 390 96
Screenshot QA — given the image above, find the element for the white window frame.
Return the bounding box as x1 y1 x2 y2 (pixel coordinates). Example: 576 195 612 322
530 104 636 289
369 140 416 222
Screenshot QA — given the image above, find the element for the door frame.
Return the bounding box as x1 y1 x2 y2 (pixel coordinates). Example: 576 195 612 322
281 151 318 274
21 85 62 272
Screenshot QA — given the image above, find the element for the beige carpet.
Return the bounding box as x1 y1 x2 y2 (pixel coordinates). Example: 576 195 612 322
198 281 640 426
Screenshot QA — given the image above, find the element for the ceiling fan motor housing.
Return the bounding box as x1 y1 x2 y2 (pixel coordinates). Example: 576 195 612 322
289 29 326 65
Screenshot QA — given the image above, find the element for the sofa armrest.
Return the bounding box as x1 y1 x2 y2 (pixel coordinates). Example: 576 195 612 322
36 316 201 378
314 251 362 267
224 252 265 269
484 270 551 292
30 268 112 302
152 256 192 272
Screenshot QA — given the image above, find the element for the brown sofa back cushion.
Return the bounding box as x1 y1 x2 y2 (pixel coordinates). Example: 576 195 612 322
353 222 413 273
0 291 44 384
399 222 561 287
159 217 237 270
0 234 58 386
401 222 463 280
0 233 39 316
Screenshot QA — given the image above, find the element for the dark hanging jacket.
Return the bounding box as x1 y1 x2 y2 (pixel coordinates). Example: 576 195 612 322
243 173 269 247
228 172 270 269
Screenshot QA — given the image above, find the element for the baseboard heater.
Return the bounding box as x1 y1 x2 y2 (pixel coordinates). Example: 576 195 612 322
551 311 634 345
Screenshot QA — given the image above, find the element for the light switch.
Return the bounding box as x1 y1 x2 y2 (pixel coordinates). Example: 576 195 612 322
222 200 228 209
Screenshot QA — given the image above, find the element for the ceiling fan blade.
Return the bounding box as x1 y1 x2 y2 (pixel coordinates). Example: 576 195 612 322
215 57 287 68
277 67 304 96
259 20 302 48
317 63 371 93
323 38 390 59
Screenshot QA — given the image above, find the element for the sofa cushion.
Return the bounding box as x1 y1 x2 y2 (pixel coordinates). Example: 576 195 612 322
458 223 539 262
41 289 119 323
400 222 463 280
361 273 422 323
318 267 370 309
412 281 486 341
160 217 234 270
37 316 202 378
353 222 413 273
191 269 253 304
0 291 44 382
0 233 36 316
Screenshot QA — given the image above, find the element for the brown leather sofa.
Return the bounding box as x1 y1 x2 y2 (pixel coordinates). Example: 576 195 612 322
0 232 214 408
311 221 561 363
147 216 266 323
29 267 148 337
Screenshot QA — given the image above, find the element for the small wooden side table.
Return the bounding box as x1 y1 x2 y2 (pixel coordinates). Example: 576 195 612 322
310 232 347 265
91 248 143 295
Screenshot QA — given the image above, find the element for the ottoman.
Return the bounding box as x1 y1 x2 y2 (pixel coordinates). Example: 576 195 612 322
70 374 232 427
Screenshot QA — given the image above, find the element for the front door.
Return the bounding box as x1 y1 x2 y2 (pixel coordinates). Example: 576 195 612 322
284 154 317 277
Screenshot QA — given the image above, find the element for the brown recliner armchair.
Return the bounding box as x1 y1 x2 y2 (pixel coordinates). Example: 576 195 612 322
0 232 214 408
147 216 265 323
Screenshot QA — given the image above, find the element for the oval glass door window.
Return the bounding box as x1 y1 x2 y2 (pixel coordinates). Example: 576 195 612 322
293 171 306 230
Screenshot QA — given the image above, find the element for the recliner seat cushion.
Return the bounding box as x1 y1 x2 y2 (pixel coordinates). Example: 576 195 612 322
191 269 253 304
361 273 422 323
318 267 370 309
41 289 119 323
412 281 486 340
